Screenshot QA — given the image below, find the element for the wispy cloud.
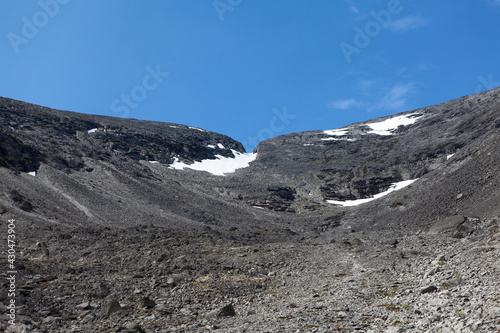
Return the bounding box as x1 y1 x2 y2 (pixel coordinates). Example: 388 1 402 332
330 82 417 112
486 0 500 6
329 98 367 110
388 16 428 32
416 63 433 72
372 83 416 111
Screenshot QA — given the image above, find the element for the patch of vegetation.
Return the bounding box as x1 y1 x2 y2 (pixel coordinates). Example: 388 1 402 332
378 287 398 298
377 304 401 312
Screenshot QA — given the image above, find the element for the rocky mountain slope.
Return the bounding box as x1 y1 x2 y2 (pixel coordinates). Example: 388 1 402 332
0 88 499 332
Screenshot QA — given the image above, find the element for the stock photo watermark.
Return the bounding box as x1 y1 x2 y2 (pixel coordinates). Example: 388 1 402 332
475 74 500 93
5 219 18 326
213 0 243 21
7 0 71 54
111 64 169 118
243 106 296 149
340 0 413 64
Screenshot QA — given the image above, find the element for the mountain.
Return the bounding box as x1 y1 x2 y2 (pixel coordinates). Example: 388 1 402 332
0 89 499 332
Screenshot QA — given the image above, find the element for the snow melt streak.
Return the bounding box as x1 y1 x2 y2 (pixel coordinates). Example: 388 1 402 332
326 179 417 207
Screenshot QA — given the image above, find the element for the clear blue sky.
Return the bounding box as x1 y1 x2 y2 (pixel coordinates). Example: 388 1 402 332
2 1 500 150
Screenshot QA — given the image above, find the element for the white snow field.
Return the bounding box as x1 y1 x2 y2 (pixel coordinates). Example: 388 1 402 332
323 128 349 136
326 179 418 207
366 113 422 135
323 113 423 138
169 150 257 176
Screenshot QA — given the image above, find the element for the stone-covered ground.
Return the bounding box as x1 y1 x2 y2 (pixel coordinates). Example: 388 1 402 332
1 216 498 332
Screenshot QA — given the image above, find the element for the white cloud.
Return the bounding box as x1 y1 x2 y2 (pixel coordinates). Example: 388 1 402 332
388 16 428 32
349 6 359 14
416 63 433 72
329 98 367 110
372 83 416 111
330 80 417 113
486 0 500 6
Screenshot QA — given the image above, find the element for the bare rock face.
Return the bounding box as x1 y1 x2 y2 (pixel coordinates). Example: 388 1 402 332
0 88 499 332
0 97 245 175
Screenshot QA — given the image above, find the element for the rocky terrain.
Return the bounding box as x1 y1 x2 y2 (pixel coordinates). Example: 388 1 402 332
0 88 499 332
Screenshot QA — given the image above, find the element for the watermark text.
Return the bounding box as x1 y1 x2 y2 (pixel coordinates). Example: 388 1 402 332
6 219 17 325
110 64 169 117
7 0 71 54
213 0 243 21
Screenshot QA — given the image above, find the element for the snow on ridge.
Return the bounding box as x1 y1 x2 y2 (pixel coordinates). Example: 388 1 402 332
321 137 357 142
323 128 349 136
326 179 418 207
321 113 423 140
366 113 422 136
169 150 257 176
189 126 206 132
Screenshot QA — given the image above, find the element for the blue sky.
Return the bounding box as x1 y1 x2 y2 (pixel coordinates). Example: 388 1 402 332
2 1 500 150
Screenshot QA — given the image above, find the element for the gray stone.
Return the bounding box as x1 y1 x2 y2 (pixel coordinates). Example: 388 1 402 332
94 282 111 297
136 297 156 309
207 304 236 318
428 216 466 234
117 322 145 333
102 299 122 317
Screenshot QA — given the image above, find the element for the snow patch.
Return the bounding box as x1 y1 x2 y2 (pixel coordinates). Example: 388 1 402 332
88 128 97 134
321 113 423 141
326 179 418 207
324 128 349 136
189 126 206 132
366 114 422 136
27 171 36 177
149 161 159 164
321 137 357 142
447 154 455 160
217 143 225 149
207 144 216 149
170 150 257 176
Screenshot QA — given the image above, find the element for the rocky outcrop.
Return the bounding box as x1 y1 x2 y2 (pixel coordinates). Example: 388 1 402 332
0 97 245 174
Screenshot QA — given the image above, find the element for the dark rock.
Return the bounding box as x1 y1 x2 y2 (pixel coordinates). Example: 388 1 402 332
18 201 33 212
136 297 155 309
267 186 296 201
218 304 236 317
207 304 236 318
102 300 122 317
94 282 111 298
8 190 23 202
421 285 438 294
